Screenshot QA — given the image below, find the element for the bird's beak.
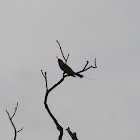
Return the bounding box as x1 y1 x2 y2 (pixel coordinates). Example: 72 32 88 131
56 56 59 59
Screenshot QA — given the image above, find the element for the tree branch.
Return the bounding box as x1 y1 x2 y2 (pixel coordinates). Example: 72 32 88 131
6 103 23 140
42 41 97 140
66 127 78 140
41 70 70 140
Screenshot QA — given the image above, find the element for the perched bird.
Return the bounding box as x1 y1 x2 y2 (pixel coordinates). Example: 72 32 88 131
57 57 83 78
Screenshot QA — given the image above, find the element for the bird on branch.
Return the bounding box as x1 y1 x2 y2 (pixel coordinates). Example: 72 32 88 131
57 57 83 78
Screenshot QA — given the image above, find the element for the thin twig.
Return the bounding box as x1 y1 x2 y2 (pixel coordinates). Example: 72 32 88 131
41 70 48 91
65 54 69 64
83 61 89 70
11 103 18 119
56 40 67 62
17 127 24 133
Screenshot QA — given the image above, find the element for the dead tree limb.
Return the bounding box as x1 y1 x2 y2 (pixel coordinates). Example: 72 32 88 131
6 103 23 140
41 70 69 140
41 41 97 140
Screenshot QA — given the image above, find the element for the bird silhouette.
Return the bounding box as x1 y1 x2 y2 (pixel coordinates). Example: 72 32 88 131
57 57 83 78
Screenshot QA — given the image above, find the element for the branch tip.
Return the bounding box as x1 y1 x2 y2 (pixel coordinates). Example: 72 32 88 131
17 127 24 133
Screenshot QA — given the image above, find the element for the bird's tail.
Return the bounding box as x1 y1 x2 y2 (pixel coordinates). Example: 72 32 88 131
75 73 83 78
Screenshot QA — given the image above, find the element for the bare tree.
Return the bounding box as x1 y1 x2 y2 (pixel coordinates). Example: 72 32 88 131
41 41 97 140
6 103 23 140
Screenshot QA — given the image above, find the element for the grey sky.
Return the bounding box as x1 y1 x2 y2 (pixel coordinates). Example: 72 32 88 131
0 0 140 140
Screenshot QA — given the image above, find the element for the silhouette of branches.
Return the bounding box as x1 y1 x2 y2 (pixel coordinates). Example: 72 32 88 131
56 40 97 76
77 58 97 74
41 70 68 140
41 40 97 140
6 103 23 140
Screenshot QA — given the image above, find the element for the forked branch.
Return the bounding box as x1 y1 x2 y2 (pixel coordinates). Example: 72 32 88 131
56 40 69 63
6 103 23 140
77 58 97 74
41 70 68 140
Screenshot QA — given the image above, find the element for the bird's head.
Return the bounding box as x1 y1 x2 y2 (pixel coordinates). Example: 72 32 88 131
56 56 64 65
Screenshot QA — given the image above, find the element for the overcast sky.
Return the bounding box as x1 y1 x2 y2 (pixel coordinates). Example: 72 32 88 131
0 0 140 140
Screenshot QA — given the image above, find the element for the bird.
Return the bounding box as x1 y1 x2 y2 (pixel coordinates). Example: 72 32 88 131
56 57 83 78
